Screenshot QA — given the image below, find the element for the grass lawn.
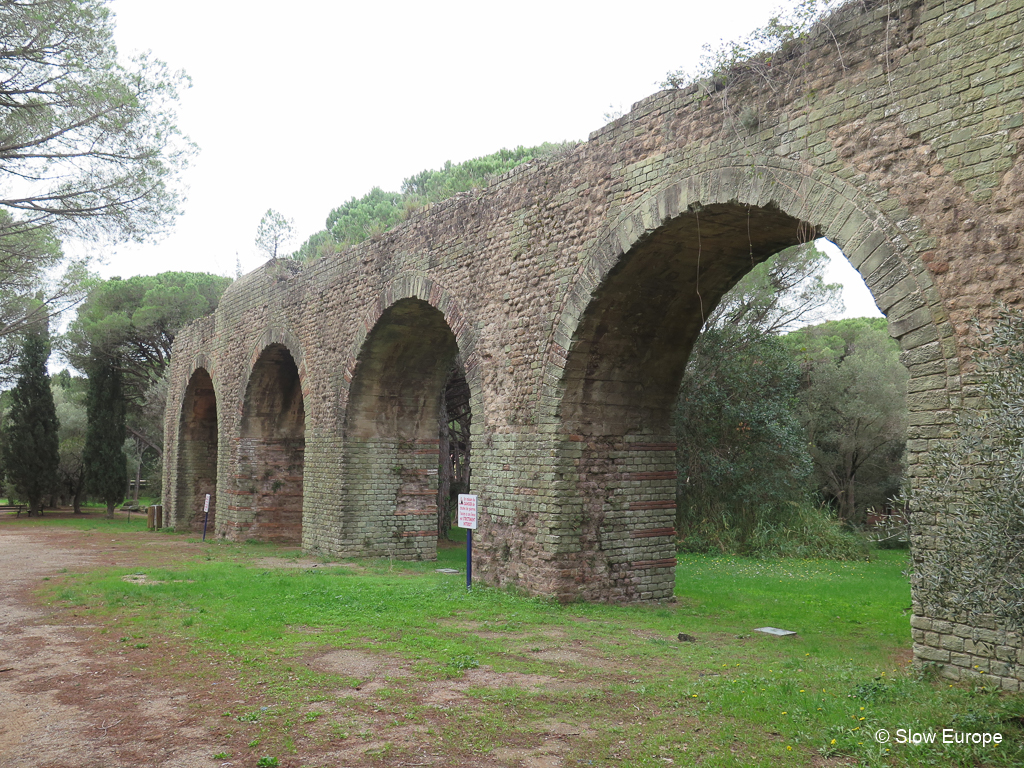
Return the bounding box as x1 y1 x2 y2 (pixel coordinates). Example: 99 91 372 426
25 515 1024 767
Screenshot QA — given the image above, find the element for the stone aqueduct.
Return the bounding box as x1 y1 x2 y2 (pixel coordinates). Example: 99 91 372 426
164 0 1024 687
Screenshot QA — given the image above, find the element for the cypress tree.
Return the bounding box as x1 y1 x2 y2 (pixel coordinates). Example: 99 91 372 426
83 355 127 518
1 326 60 515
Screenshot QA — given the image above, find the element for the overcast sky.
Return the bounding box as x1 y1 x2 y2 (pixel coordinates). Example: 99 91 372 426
104 0 881 319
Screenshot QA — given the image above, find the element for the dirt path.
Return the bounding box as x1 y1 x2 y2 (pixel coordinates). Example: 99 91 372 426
0 523 598 768
0 525 233 768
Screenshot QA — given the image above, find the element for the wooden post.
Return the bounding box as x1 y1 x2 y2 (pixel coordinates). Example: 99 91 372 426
147 505 155 529
155 505 163 529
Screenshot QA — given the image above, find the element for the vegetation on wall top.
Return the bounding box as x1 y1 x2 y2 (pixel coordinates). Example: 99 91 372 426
293 142 579 262
660 0 847 92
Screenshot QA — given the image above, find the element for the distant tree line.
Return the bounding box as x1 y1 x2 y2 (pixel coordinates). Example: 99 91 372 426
675 243 908 558
0 272 231 516
293 143 578 262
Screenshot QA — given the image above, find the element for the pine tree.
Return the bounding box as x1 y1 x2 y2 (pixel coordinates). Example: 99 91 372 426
1 326 60 514
83 355 127 518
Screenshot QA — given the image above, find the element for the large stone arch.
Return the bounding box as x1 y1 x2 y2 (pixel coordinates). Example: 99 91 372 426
546 159 955 406
533 160 956 602
226 329 308 544
336 274 481 560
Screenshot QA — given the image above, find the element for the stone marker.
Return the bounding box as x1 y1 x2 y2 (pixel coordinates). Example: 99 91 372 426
754 627 797 636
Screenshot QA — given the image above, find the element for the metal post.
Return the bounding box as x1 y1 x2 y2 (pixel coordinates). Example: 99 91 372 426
466 528 472 591
202 493 211 541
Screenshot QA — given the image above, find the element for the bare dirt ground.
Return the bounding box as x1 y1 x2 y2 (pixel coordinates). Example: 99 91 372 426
0 521 236 768
0 519 607 768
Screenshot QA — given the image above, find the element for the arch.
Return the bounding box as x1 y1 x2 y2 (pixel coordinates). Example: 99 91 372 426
336 272 479 417
173 366 219 533
340 289 475 561
540 161 956 602
238 326 309 408
229 341 306 544
545 160 956 413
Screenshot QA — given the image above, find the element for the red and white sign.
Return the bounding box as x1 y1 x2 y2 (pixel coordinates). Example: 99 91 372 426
457 494 478 529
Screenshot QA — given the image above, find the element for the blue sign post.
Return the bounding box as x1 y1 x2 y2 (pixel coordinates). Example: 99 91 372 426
457 494 478 591
202 493 211 541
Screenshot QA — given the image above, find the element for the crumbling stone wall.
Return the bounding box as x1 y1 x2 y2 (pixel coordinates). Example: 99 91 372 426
164 0 1024 687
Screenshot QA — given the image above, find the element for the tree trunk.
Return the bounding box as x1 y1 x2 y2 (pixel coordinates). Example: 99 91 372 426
842 481 856 524
72 482 83 514
105 500 115 519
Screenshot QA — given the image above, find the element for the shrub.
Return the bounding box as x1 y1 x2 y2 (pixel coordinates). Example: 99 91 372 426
676 327 811 537
678 501 871 561
904 307 1024 625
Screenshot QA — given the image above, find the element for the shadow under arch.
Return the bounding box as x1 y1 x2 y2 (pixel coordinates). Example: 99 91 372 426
340 296 469 560
174 366 218 533
230 341 306 544
539 161 957 602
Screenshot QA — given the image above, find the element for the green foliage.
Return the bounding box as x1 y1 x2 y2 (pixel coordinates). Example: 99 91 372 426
708 242 843 335
676 244 842 555
905 307 1024 626
62 271 228 506
676 243 904 556
52 371 89 512
323 187 405 248
400 145 563 201
293 142 578 261
677 326 811 550
661 0 843 91
692 500 871 560
0 325 60 513
0 0 194 242
0 0 192 378
63 272 231 400
83 356 127 518
784 318 908 525
0 211 82 377
254 209 295 260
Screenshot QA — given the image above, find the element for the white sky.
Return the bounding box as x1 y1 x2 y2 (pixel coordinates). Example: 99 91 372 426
103 0 881 320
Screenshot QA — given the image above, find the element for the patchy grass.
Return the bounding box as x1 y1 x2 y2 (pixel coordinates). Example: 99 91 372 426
43 534 1024 767
0 506 150 532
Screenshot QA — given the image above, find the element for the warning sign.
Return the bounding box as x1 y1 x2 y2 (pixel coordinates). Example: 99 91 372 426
457 494 478 529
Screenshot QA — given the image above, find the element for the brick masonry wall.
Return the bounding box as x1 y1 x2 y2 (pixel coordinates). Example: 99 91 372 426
163 0 1024 685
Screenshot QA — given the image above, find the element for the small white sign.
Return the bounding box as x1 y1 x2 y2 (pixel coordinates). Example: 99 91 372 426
204 494 211 513
457 494 478 529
